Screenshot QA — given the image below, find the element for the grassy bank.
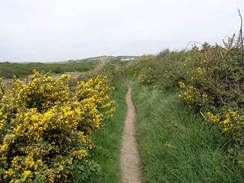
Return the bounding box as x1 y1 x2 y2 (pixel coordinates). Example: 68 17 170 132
132 83 243 183
87 79 128 183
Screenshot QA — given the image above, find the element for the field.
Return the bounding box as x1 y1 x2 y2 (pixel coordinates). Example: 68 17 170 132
0 61 97 78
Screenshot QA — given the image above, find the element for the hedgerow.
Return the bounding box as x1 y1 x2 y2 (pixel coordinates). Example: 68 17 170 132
128 35 243 163
178 41 243 160
0 72 115 182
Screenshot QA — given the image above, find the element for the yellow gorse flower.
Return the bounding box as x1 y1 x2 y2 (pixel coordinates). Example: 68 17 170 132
207 112 220 123
0 72 115 182
196 67 204 75
178 82 185 88
206 111 243 133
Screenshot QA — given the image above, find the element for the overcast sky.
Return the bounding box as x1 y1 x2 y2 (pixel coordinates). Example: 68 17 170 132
0 0 244 62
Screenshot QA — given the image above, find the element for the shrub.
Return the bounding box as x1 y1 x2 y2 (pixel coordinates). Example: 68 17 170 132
127 35 243 162
0 72 115 182
178 41 243 147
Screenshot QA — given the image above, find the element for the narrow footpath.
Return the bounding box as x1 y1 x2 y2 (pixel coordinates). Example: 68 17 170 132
120 82 142 183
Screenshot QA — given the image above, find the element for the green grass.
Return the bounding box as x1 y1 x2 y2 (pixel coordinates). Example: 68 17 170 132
0 62 96 78
87 79 128 183
132 83 244 183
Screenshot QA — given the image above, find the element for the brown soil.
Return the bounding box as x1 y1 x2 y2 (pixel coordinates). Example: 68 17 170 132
120 82 142 183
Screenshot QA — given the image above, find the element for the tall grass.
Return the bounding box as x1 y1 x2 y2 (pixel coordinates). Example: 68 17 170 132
132 83 244 183
87 79 128 183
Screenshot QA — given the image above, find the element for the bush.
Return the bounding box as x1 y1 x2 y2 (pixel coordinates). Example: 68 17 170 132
0 72 115 182
177 41 244 162
127 35 243 163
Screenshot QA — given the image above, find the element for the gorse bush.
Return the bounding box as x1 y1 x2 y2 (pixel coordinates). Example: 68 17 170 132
0 72 115 182
180 42 243 111
178 41 243 159
128 35 243 163
127 51 195 90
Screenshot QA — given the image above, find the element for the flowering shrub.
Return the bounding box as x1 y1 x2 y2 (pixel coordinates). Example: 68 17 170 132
177 42 243 157
0 72 115 182
126 37 243 161
128 50 196 91
206 111 243 133
179 85 209 109
180 43 243 109
178 66 212 110
138 72 153 86
0 78 3 100
206 111 243 158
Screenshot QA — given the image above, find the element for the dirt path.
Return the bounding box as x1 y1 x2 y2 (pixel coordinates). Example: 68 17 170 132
120 82 142 183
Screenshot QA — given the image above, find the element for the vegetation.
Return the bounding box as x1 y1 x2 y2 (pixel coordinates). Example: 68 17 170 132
126 36 243 164
132 83 243 183
0 62 96 78
0 72 115 182
87 79 128 183
0 32 243 182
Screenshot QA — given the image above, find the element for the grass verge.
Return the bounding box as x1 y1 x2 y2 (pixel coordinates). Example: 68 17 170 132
132 83 244 183
87 79 128 183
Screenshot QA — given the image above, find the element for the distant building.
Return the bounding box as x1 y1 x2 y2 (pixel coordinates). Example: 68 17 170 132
120 58 136 61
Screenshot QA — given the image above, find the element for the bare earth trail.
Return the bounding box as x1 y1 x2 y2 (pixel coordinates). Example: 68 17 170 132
120 82 142 183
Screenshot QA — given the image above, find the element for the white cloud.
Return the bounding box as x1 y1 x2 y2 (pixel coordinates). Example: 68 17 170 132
0 0 243 62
